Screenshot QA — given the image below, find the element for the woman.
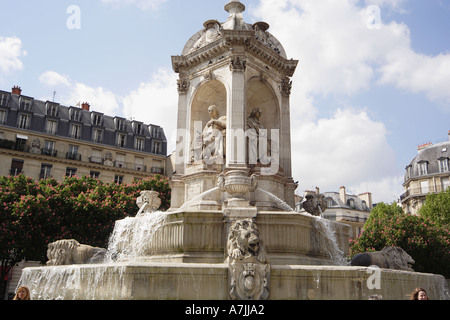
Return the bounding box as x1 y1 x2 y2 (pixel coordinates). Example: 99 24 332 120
13 286 31 300
410 287 428 300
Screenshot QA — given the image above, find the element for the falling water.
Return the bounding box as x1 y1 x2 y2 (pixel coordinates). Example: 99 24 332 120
257 188 295 212
178 187 220 211
18 211 168 300
309 215 347 266
105 210 167 262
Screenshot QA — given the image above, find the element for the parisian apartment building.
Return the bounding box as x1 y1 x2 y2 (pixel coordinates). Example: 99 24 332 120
401 131 450 214
0 86 169 184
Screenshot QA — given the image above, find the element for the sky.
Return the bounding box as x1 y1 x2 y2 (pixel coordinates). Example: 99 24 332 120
1 0 449 204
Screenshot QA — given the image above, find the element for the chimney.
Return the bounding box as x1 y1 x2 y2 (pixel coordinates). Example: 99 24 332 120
417 142 432 153
339 186 347 204
12 86 22 95
81 102 90 111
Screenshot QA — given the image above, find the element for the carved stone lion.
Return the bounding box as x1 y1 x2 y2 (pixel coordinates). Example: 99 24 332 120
227 219 267 263
46 239 106 266
351 246 415 271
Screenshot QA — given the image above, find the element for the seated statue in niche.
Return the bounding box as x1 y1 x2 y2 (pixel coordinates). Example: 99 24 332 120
247 107 277 165
192 105 227 165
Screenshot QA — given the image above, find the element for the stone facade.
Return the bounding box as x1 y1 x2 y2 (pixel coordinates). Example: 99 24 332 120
0 87 168 184
170 0 299 212
401 132 450 214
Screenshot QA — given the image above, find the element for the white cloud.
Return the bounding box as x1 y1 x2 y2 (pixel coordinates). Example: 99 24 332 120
250 0 450 202
39 71 71 88
291 109 398 196
39 70 120 115
122 68 178 152
379 49 450 104
0 36 27 76
101 0 168 10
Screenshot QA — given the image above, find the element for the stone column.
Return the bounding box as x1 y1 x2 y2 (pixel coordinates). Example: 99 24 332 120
226 55 247 168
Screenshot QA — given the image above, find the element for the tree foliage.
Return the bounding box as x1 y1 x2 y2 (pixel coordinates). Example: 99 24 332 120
350 202 450 278
419 187 450 228
0 174 170 298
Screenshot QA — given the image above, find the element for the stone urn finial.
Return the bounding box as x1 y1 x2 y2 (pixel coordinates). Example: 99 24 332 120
218 170 258 199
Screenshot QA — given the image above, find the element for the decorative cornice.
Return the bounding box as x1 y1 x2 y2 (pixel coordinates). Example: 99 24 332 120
172 29 298 78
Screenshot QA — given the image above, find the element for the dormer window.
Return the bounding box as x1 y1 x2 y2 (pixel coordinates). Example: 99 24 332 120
46 101 59 117
418 161 428 176
0 92 10 107
92 113 103 126
19 96 33 111
133 121 144 135
70 108 82 122
347 198 355 209
439 158 449 173
115 117 126 131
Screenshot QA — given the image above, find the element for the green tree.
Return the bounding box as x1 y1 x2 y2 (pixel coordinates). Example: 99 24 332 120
366 201 404 223
419 187 450 228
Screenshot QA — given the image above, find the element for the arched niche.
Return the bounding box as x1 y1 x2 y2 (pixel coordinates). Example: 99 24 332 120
190 79 227 151
246 78 280 131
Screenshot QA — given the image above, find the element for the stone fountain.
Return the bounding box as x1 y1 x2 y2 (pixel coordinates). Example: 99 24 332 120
18 0 448 300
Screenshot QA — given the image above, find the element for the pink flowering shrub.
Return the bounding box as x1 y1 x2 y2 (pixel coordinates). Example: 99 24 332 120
0 174 171 266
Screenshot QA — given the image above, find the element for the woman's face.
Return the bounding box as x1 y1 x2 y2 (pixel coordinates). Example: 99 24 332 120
17 289 27 299
418 290 428 300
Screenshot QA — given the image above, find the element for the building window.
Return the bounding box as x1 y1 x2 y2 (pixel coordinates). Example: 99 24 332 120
115 118 126 131
418 161 428 176
10 159 24 176
133 122 143 135
92 113 103 126
46 102 59 117
135 156 144 171
442 178 450 192
19 97 33 111
116 154 125 168
90 171 100 179
66 167 77 177
46 120 58 135
40 164 52 179
439 158 449 173
114 175 124 184
93 129 103 143
152 141 162 154
0 109 7 124
67 145 80 161
420 180 429 194
42 141 56 157
347 199 355 209
117 134 127 148
0 93 10 107
90 149 102 164
70 108 82 122
18 114 30 129
135 138 145 151
71 124 82 139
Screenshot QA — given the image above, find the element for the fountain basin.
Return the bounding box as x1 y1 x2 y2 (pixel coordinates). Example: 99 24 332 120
107 211 350 265
19 262 448 300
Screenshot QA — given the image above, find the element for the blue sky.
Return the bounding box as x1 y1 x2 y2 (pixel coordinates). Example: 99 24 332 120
1 0 449 203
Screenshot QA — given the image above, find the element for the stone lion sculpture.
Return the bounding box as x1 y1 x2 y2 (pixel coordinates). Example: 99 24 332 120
351 246 415 271
46 239 106 266
227 219 267 263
